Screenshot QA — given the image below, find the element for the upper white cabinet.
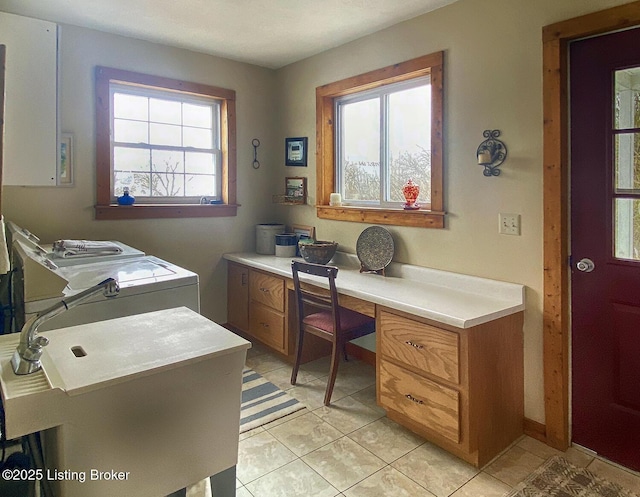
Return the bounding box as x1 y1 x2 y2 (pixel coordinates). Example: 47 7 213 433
0 12 57 186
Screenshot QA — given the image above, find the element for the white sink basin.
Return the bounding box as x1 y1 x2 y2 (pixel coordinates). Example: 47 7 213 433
0 307 250 497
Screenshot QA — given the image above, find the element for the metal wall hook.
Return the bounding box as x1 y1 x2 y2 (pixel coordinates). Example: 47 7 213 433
252 138 261 169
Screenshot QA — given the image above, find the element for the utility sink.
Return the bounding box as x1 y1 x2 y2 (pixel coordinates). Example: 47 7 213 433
0 307 250 497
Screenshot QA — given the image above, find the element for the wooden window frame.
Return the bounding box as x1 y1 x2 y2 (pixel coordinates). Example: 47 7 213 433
94 66 237 220
315 52 444 228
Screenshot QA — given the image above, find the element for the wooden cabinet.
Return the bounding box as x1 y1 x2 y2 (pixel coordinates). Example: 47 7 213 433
227 263 289 354
249 270 286 351
377 308 524 468
227 262 249 331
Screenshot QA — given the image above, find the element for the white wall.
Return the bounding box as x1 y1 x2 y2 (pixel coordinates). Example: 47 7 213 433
2 24 281 322
273 0 635 423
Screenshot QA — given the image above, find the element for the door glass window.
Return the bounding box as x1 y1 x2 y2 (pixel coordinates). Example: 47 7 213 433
614 68 640 260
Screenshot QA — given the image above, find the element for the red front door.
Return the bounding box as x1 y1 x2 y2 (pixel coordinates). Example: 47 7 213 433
571 27 640 472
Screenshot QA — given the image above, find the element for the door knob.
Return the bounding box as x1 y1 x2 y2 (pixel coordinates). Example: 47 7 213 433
576 258 595 272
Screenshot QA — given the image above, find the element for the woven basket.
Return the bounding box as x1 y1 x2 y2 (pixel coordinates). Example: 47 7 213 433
299 241 338 265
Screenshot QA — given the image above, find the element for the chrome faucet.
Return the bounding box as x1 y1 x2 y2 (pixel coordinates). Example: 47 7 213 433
11 277 120 375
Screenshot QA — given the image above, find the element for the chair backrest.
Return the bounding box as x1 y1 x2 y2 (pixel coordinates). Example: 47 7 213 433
291 260 341 331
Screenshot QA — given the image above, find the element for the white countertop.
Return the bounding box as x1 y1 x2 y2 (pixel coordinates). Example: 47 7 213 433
223 252 525 328
0 307 251 438
41 307 250 396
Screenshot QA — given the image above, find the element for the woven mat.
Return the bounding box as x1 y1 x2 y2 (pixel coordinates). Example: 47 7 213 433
506 455 640 497
240 368 304 433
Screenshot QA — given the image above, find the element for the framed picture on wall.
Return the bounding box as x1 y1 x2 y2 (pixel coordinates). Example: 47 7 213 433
285 177 307 204
59 133 73 186
285 137 308 166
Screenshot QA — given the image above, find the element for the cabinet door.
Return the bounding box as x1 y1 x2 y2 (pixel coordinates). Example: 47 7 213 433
228 263 249 331
0 13 57 185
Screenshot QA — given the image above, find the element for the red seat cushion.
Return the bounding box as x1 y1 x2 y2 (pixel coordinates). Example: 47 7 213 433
303 308 374 334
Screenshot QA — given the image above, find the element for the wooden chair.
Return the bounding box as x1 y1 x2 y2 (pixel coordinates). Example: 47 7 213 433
290 260 375 406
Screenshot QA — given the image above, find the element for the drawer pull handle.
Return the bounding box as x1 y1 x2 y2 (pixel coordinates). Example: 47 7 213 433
405 394 424 405
259 287 270 293
259 322 270 328
405 340 424 349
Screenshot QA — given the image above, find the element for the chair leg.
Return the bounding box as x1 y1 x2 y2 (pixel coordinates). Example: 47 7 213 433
291 327 305 385
324 340 342 406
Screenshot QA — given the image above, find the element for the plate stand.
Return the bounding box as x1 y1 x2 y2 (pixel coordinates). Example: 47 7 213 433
359 263 386 276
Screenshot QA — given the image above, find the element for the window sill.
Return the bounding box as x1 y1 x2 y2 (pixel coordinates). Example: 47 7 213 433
316 205 445 228
95 203 239 220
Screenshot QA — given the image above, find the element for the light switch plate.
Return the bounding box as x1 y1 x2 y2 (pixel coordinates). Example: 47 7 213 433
499 213 521 235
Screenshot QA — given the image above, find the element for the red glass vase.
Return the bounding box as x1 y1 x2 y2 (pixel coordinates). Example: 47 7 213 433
402 179 420 210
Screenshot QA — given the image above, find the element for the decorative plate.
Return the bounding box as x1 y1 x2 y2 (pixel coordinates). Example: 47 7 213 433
356 226 394 271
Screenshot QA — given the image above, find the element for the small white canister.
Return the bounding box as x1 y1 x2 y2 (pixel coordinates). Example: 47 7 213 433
256 224 285 254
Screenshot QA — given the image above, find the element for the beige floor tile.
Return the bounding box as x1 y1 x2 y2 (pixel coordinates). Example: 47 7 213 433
300 356 333 378
343 466 436 497
587 458 640 493
449 472 511 497
263 364 317 391
236 478 243 489
516 436 562 460
562 446 596 468
348 417 425 463
302 437 386 492
237 431 298 484
245 459 340 497
236 486 253 497
515 435 595 469
483 445 544 487
288 378 349 409
261 407 310 431
269 412 344 456
313 395 384 434
391 442 478 497
245 341 270 359
246 353 290 374
349 384 386 415
186 477 211 497
324 360 376 396
239 425 265 442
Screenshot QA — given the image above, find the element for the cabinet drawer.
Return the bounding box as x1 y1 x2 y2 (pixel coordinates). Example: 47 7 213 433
250 271 285 312
379 360 460 443
250 303 285 350
380 310 459 384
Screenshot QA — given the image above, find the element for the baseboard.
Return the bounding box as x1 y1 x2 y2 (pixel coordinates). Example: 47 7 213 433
524 417 546 443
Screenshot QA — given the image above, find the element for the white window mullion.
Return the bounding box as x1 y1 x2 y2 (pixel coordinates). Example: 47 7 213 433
379 94 388 205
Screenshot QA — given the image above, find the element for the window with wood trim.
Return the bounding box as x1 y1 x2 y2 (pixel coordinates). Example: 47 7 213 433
95 66 237 220
316 52 444 228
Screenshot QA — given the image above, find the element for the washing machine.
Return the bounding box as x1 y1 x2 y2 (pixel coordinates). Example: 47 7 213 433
11 238 200 332
6 221 146 267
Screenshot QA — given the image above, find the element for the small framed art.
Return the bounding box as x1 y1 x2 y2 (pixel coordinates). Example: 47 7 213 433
285 177 307 204
59 133 73 185
285 137 308 166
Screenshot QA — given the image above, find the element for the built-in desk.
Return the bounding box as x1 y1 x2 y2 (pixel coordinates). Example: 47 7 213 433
223 251 525 467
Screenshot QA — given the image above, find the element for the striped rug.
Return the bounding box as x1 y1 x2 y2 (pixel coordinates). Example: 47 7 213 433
240 368 305 433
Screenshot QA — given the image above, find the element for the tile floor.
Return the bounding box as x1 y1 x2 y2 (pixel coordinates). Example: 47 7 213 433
235 341 640 497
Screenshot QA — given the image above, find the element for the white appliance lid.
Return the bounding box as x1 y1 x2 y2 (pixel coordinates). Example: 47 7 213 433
59 256 198 294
